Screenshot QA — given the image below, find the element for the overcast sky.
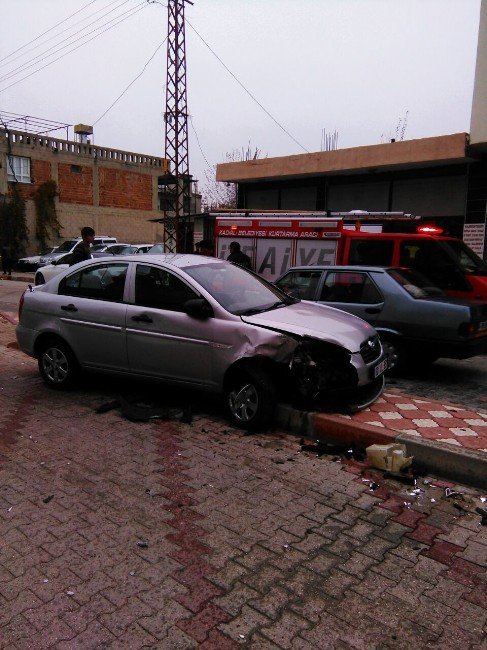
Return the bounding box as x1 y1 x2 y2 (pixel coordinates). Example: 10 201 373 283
0 0 482 191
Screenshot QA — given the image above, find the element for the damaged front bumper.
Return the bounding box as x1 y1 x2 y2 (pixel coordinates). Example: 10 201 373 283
287 335 386 412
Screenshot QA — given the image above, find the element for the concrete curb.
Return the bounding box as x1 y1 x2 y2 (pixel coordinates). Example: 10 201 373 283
0 274 35 283
275 403 487 490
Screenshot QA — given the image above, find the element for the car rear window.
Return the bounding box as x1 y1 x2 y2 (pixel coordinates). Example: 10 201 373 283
387 268 446 299
321 271 382 303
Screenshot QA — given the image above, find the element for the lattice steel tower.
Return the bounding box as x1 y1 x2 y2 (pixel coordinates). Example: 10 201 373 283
162 0 193 253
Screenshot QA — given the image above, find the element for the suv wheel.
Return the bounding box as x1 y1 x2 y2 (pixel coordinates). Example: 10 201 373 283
226 367 276 431
38 339 79 389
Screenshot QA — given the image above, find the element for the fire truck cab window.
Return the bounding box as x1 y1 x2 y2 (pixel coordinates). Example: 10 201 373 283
401 240 469 291
349 240 393 266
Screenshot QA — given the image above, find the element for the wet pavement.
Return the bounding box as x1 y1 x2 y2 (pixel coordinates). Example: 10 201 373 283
0 317 486 648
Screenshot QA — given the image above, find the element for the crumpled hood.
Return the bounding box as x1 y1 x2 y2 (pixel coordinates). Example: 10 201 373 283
241 301 376 353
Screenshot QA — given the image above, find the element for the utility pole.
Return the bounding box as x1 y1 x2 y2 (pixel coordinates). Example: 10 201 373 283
162 0 193 253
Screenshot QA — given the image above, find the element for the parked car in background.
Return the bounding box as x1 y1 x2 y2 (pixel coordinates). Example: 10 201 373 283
147 243 166 254
35 244 154 284
38 236 117 266
18 255 387 429
35 253 73 285
103 244 154 255
276 265 487 371
133 244 153 254
93 244 153 255
17 247 58 271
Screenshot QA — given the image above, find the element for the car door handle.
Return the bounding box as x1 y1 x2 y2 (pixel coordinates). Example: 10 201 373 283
365 307 381 314
61 304 78 312
131 314 153 323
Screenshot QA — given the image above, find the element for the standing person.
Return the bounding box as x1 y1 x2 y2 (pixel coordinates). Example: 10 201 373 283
70 227 95 266
227 241 252 270
1 242 13 276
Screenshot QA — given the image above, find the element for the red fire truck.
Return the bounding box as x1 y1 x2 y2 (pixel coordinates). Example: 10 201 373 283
212 210 487 301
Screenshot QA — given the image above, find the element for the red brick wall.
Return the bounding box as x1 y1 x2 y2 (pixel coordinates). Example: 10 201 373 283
8 159 51 200
58 163 93 205
99 168 153 210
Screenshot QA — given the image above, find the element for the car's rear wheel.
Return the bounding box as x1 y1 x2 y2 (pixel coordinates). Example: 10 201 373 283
35 273 45 286
38 339 79 389
226 367 276 431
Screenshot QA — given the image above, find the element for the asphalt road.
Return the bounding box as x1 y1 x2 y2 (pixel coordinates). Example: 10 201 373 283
1 278 486 412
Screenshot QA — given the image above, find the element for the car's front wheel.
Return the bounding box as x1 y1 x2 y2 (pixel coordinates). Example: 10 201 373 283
226 367 276 431
381 338 402 373
38 339 79 389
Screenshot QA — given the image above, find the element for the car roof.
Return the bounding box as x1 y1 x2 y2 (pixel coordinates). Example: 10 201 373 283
74 253 225 269
284 265 394 273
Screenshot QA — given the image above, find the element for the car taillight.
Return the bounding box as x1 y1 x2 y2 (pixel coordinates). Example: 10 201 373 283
18 290 26 320
458 321 478 337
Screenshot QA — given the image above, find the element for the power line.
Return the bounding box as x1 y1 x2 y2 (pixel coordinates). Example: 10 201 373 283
0 0 139 84
94 37 167 125
147 0 309 154
1 0 128 70
186 19 309 154
189 114 213 172
0 0 99 64
0 3 148 92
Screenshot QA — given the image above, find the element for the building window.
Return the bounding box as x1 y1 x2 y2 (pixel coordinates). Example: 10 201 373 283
6 155 31 183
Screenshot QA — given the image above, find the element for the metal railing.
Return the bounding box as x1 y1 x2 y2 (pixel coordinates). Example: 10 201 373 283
1 128 166 169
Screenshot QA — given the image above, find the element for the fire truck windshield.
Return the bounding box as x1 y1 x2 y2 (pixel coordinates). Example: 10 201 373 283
439 241 487 276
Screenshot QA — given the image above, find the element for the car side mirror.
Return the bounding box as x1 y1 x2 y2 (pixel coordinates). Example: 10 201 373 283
183 298 214 319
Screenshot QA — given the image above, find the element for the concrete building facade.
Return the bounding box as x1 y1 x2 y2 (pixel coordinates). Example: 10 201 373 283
216 133 487 258
1 127 169 253
216 0 487 259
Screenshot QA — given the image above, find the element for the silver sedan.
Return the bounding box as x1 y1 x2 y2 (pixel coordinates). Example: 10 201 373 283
17 255 387 429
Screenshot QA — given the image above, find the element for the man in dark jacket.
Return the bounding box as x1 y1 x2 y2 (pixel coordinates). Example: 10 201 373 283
227 241 251 270
70 227 95 266
195 239 214 256
1 242 13 275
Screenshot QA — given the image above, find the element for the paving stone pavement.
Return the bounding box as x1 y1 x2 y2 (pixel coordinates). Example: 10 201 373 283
0 319 486 649
340 393 487 452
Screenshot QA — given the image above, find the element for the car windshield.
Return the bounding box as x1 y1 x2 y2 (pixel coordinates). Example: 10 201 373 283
56 240 77 253
148 244 165 254
439 240 487 276
92 244 107 252
185 262 298 315
388 268 446 299
106 244 130 254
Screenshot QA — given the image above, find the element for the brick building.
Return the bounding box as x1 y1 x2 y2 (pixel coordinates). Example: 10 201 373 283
0 126 199 254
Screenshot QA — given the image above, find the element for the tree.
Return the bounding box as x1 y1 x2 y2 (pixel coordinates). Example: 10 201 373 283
33 180 62 250
380 111 409 143
201 143 263 211
0 185 28 259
